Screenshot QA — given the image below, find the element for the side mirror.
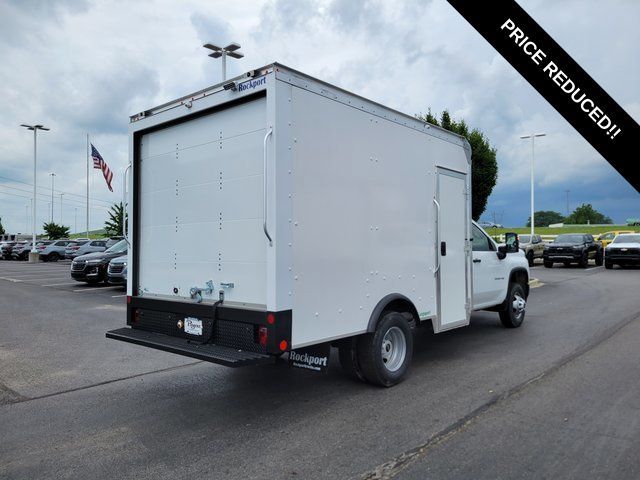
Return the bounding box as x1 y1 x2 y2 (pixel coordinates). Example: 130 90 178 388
504 232 519 253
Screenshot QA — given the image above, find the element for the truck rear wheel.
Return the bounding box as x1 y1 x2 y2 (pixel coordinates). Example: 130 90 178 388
337 338 365 382
499 283 526 328
526 251 534 267
595 250 603 266
356 312 413 387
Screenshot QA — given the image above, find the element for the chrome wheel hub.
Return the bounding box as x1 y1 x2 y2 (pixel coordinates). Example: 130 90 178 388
512 294 526 319
381 326 407 372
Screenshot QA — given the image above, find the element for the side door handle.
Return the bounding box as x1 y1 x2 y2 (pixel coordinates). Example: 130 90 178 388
473 258 481 263
440 241 447 256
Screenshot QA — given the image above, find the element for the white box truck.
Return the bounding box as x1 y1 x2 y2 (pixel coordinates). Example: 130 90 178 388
107 63 529 386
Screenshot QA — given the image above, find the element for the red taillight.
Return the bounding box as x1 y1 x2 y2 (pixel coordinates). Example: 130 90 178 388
267 313 275 325
258 326 268 347
279 340 288 351
127 296 132 304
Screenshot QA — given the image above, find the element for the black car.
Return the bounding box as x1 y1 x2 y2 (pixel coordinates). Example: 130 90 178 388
0 241 17 259
543 233 603 268
70 239 128 284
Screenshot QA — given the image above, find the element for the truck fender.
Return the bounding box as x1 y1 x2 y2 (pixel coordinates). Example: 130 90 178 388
367 293 419 333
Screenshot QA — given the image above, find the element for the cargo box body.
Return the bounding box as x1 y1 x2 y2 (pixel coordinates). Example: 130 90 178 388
109 64 472 364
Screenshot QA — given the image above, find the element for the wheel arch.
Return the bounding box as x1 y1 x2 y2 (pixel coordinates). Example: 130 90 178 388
509 267 530 298
367 293 419 333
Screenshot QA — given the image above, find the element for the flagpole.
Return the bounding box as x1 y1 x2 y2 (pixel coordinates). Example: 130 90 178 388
86 133 90 237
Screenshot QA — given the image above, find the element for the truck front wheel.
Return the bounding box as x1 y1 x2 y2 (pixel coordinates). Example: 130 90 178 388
499 283 527 328
356 312 413 387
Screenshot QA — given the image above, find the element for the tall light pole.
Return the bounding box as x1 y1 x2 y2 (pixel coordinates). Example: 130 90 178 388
203 42 243 81
49 173 56 222
520 133 546 236
20 124 49 259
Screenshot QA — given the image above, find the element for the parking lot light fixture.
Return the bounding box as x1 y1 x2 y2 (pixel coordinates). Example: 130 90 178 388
520 133 546 237
20 123 50 256
203 42 244 81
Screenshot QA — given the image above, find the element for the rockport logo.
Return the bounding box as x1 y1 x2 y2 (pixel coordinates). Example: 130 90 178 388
238 76 266 92
289 346 330 373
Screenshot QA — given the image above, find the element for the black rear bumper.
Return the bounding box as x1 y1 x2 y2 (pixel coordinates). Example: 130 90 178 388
106 327 275 366
107 296 292 367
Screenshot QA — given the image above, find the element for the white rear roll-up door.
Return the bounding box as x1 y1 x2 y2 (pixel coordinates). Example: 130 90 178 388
138 97 267 306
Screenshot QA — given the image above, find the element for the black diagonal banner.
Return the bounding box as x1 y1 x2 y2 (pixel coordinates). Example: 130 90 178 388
447 0 639 193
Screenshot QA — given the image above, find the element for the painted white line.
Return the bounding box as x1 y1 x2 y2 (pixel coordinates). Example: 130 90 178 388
22 277 73 283
111 294 127 298
0 276 23 283
41 282 79 287
73 286 120 293
585 266 604 271
7 273 71 279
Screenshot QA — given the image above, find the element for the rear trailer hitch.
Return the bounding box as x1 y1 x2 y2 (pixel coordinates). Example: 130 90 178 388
189 280 214 303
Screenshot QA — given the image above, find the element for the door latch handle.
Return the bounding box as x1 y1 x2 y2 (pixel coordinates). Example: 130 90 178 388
473 258 481 263
440 241 447 256
189 280 214 303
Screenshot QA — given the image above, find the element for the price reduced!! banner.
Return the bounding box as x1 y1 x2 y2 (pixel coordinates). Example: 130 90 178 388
446 0 640 193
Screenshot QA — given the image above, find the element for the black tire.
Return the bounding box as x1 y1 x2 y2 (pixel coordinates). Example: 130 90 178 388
48 252 59 262
499 283 527 328
579 252 588 268
605 260 613 269
563 261 571 267
356 312 413 387
338 338 365 382
544 261 553 268
595 250 603 266
526 251 534 267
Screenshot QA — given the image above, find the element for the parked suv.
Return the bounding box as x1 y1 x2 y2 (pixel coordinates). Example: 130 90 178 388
65 240 107 259
0 241 17 259
11 241 34 260
105 236 124 248
518 234 545 266
543 233 603 268
604 234 640 269
38 239 71 262
71 239 128 284
107 254 128 285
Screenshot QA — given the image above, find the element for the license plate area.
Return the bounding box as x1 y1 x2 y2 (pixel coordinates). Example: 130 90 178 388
184 317 203 336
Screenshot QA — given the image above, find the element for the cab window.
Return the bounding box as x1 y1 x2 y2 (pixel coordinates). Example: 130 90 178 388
472 224 494 252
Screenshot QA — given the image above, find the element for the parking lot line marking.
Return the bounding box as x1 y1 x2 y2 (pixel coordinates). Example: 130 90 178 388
586 266 604 271
22 277 73 283
73 286 121 293
41 282 79 287
7 273 71 279
111 294 127 298
0 276 23 283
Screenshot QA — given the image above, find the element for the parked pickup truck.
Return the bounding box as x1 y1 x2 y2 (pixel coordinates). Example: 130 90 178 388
107 63 530 387
518 234 545 266
543 233 603 268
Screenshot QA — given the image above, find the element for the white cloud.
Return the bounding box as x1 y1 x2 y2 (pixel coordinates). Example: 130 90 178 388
0 0 638 232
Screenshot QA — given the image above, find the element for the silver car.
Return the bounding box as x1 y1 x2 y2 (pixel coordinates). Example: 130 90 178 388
65 240 108 259
107 254 127 285
38 239 71 262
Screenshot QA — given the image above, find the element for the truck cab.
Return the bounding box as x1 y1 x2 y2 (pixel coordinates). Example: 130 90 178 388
471 222 530 320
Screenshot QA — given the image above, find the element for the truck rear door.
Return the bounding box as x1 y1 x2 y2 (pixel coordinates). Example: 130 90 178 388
136 96 268 306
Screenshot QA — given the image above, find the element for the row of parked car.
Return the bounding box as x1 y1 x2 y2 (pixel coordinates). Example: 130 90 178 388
517 230 640 269
0 236 128 285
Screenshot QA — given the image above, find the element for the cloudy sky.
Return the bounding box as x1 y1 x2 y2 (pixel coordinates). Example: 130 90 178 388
0 0 638 234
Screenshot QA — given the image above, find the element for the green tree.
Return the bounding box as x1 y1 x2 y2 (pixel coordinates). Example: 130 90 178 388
416 109 498 220
0 217 5 235
526 210 565 227
43 222 70 239
564 203 612 225
104 202 127 236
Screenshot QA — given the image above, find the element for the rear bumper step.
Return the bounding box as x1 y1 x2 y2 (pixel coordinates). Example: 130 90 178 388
106 327 275 367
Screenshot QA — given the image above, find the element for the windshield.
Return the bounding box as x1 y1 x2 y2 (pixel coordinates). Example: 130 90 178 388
612 234 640 244
554 234 584 243
105 239 128 253
519 235 531 243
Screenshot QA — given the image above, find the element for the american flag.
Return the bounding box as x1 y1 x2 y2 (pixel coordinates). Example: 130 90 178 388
91 144 113 192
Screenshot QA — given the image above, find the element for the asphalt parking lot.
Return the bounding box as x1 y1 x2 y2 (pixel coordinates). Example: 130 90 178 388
1 260 639 479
